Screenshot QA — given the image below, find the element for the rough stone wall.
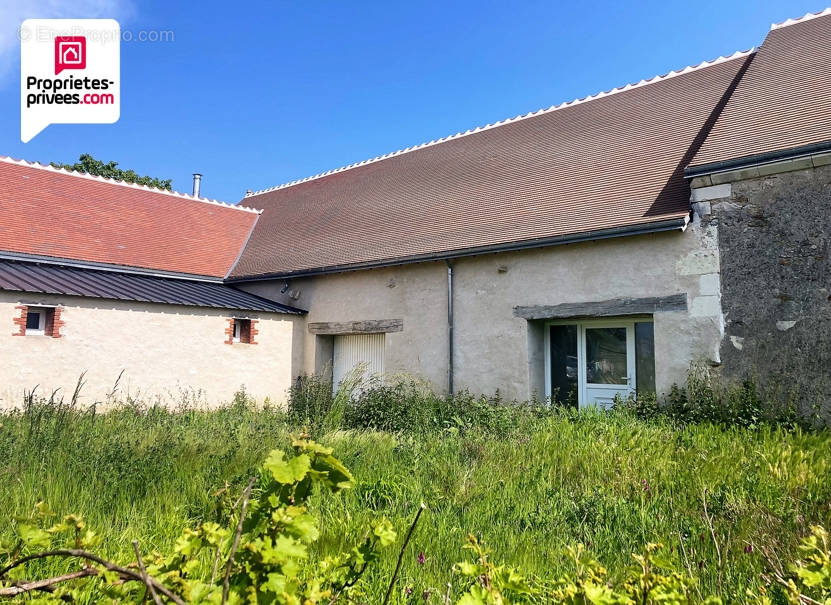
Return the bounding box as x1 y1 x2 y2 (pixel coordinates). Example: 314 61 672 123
698 164 831 418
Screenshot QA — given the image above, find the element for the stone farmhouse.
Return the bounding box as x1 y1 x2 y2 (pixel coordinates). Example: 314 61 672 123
1 10 829 410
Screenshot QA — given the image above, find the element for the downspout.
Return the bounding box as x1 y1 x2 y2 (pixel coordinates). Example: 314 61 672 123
446 260 454 395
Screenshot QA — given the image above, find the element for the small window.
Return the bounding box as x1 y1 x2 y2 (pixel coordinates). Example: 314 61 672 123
25 307 48 335
233 318 251 344
226 317 257 345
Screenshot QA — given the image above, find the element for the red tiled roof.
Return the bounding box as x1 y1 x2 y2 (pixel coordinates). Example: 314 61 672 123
689 10 831 173
231 52 752 279
0 158 259 278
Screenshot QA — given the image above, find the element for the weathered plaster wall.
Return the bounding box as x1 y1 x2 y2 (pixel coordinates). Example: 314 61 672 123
694 163 831 416
241 226 722 401
243 261 450 389
0 292 300 408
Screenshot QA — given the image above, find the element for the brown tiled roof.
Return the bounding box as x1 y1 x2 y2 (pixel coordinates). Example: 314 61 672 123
689 10 831 174
231 52 752 279
0 158 259 278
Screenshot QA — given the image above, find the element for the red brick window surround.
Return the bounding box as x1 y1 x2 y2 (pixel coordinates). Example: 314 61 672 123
13 305 64 338
225 317 258 345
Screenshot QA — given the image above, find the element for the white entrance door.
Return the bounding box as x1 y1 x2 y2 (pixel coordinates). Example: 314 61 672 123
546 320 638 409
580 323 635 409
332 333 385 393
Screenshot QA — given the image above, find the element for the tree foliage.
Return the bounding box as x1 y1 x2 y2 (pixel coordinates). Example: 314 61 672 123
51 153 173 190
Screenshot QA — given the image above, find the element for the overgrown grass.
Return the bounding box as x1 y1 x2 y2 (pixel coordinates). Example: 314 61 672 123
1 376 829 602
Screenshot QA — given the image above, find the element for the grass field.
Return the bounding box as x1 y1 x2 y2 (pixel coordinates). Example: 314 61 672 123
1 387 829 602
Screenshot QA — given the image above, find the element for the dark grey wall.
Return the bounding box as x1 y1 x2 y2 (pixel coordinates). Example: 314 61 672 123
708 164 831 418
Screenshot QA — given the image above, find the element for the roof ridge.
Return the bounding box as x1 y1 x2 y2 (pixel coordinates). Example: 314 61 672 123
770 6 831 30
245 49 754 198
0 155 262 214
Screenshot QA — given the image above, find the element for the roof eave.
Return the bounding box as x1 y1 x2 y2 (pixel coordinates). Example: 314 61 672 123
685 139 831 178
228 216 690 283
0 250 226 282
0 259 307 315
6 287 307 315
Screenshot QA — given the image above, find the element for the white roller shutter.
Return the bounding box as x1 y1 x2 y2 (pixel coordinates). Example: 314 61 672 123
332 333 385 393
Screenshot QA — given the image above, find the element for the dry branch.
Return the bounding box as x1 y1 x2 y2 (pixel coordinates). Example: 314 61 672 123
133 539 162 605
0 549 185 605
221 476 256 605
382 502 427 605
0 568 97 597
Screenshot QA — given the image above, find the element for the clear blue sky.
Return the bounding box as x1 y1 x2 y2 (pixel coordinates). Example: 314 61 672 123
0 0 822 202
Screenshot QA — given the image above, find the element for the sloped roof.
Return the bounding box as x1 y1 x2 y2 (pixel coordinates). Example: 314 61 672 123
0 157 259 278
0 259 303 313
689 9 831 174
230 51 752 279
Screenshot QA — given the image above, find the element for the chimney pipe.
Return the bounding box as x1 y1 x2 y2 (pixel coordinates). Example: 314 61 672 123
192 173 202 197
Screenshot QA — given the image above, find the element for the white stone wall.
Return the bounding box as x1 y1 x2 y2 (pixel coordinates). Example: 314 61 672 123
241 227 724 400
0 292 301 409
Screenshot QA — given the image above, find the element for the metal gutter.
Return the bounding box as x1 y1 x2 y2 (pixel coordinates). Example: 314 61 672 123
685 140 831 178
227 216 690 283
0 250 224 283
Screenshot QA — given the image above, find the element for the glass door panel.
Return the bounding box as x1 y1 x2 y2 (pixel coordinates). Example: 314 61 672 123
549 325 578 407
635 322 656 394
585 327 628 385
581 324 635 409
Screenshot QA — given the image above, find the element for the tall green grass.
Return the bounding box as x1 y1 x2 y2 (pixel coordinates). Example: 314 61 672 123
1 380 829 602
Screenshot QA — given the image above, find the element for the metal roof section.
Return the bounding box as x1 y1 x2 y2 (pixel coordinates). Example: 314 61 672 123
0 260 305 314
0 250 225 282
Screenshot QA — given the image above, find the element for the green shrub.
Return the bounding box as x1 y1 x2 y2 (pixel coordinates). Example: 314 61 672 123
343 377 433 432
288 373 335 427
426 388 526 434
341 378 549 435
619 364 804 429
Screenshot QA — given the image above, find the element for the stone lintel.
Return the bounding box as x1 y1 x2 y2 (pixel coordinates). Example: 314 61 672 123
308 318 403 335
513 294 687 320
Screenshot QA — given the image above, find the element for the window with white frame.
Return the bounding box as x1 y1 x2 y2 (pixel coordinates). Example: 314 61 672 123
25 307 47 335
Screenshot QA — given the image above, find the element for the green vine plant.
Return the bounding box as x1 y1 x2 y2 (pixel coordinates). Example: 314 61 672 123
454 530 831 605
454 536 705 605
751 525 831 605
0 439 403 604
